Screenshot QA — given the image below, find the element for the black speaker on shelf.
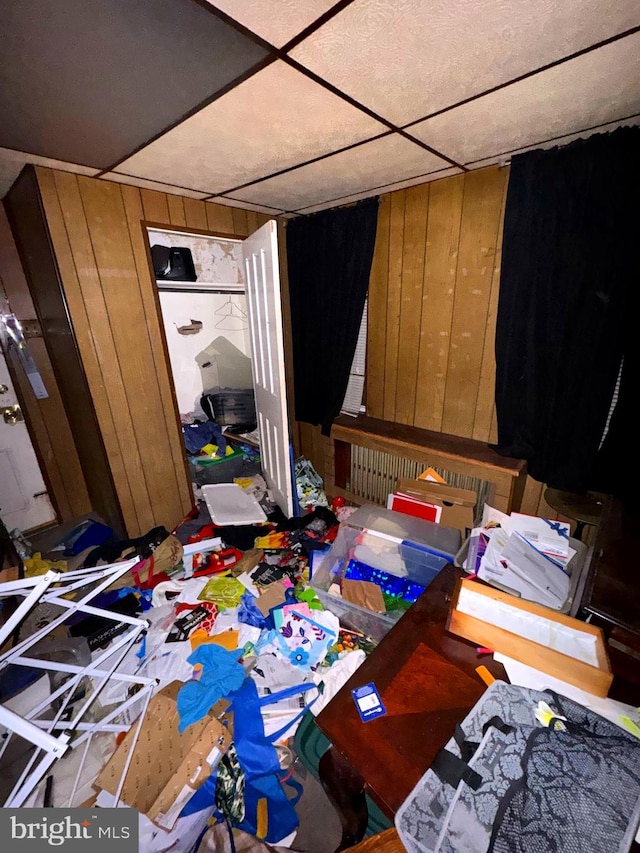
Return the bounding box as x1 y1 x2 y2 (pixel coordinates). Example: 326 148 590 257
151 245 197 282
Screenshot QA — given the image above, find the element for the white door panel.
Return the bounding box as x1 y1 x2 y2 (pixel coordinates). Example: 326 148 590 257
0 349 55 532
242 221 294 519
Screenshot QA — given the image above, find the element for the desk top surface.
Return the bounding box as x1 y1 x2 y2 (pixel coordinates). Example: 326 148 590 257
315 564 507 817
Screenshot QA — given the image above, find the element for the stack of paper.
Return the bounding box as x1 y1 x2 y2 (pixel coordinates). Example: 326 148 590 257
470 510 574 610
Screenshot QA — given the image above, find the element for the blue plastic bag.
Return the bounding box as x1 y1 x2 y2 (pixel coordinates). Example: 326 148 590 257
182 677 317 843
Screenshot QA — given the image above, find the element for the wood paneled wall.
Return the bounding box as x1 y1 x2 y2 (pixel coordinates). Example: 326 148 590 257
33 167 272 537
296 165 577 529
367 166 508 440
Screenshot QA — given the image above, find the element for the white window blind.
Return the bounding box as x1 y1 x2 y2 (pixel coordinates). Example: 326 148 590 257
341 299 367 416
599 356 623 448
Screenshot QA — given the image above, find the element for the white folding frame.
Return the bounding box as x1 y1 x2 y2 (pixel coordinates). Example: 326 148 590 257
0 559 157 807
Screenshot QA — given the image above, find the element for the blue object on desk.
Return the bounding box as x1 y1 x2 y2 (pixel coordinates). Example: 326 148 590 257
344 559 426 604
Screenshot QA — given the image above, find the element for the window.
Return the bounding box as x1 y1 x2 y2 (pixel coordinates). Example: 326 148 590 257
341 299 367 416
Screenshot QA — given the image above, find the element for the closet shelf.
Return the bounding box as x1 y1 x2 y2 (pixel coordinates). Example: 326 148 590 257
156 279 244 292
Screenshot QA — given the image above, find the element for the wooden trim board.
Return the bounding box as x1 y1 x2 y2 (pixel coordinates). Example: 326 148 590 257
447 577 613 697
331 413 527 514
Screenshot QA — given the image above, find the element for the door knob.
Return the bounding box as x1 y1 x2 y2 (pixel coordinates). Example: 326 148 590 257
0 384 8 394
1 404 23 424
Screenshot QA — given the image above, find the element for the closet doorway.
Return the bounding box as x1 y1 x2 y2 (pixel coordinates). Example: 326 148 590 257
146 222 294 518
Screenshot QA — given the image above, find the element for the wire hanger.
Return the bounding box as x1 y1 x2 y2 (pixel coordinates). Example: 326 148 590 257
214 296 248 330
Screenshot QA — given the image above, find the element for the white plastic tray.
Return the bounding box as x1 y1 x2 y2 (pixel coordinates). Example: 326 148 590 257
201 483 267 526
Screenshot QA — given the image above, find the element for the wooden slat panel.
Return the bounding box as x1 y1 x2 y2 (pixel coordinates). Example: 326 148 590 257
140 189 170 223
473 168 509 442
166 195 186 227
414 175 465 431
395 183 429 424
183 198 208 230
442 167 507 437
383 191 405 421
53 173 147 528
520 475 545 517
231 207 249 236
76 176 185 533
366 194 390 418
205 202 236 235
120 185 194 523
246 211 260 234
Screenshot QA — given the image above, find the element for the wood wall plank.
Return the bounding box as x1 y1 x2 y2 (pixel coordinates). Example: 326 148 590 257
473 170 509 441
383 192 405 421
395 184 429 424
366 195 390 419
205 202 237 236
246 211 260 234
183 198 208 231
441 167 507 437
50 171 146 533
413 174 464 431
140 189 170 223
231 207 249 236
166 195 186 227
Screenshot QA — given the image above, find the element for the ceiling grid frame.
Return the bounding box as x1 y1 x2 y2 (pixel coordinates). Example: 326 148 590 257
0 0 638 212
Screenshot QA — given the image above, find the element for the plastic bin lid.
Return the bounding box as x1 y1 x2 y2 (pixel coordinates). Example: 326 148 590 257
344 504 461 559
202 483 267 526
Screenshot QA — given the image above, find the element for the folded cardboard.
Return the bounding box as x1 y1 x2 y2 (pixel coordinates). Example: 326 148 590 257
341 578 386 613
396 478 477 537
447 578 613 697
95 681 231 829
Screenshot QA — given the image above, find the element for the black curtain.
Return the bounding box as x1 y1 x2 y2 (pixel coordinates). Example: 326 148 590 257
494 125 640 496
287 197 378 435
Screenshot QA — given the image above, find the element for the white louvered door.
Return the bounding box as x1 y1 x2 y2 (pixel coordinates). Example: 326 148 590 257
242 221 294 518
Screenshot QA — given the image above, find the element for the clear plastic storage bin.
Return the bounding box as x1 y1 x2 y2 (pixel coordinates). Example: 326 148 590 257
454 533 589 615
311 505 461 641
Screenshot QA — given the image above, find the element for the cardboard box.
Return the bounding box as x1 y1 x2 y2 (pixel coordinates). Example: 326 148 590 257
447 578 613 697
395 478 477 537
95 682 231 829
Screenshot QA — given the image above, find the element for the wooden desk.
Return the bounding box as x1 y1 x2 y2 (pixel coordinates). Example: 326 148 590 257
315 564 507 849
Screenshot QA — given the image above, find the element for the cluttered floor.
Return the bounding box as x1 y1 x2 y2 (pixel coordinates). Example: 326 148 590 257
0 464 376 853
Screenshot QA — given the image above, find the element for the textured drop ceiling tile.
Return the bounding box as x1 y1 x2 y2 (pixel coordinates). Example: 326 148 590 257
410 33 640 165
0 147 98 198
209 196 286 215
291 0 640 124
101 173 209 199
206 0 338 47
115 62 385 194
466 116 640 169
296 168 462 213
0 0 268 168
225 134 452 211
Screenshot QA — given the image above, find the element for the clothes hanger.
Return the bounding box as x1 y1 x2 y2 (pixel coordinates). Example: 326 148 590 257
214 296 248 330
